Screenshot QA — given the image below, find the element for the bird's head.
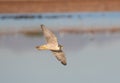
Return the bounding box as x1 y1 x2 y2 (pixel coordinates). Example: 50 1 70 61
58 45 63 50
36 45 49 50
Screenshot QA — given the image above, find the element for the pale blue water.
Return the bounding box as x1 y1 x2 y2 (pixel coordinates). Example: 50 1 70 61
0 12 120 83
0 12 120 30
0 33 120 83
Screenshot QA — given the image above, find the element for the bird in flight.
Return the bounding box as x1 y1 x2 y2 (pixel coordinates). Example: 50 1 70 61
36 24 67 65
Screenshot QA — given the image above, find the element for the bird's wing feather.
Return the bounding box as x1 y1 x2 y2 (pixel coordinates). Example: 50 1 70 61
41 25 58 46
51 50 67 65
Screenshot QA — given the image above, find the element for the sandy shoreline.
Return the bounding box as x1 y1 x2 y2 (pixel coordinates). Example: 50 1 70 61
0 0 120 13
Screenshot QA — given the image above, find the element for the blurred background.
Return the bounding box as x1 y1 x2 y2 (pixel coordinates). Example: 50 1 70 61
0 0 120 83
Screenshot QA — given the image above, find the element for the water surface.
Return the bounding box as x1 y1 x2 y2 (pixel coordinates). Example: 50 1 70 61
0 33 120 83
0 12 120 83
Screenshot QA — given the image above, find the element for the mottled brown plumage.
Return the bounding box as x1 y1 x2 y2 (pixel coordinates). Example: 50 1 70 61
36 24 67 65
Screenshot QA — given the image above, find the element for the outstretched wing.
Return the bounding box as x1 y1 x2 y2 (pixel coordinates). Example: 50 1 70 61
41 24 58 46
51 50 67 65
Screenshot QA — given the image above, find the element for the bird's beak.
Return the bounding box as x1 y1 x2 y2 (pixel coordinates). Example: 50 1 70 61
36 45 48 50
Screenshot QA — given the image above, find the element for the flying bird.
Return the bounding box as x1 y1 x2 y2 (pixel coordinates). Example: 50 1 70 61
36 24 67 65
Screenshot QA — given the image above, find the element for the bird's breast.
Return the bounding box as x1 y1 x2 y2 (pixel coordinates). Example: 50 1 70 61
47 44 59 50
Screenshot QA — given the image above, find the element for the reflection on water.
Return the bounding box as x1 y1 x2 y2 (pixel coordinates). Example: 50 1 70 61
1 33 120 51
0 33 120 83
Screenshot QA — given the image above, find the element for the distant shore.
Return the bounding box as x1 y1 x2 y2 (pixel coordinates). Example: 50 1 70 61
0 27 120 36
0 0 120 13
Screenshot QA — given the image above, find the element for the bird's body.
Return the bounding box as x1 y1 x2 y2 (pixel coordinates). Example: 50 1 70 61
36 24 67 65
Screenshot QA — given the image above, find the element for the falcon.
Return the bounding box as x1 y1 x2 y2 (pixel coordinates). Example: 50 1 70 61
36 24 67 65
